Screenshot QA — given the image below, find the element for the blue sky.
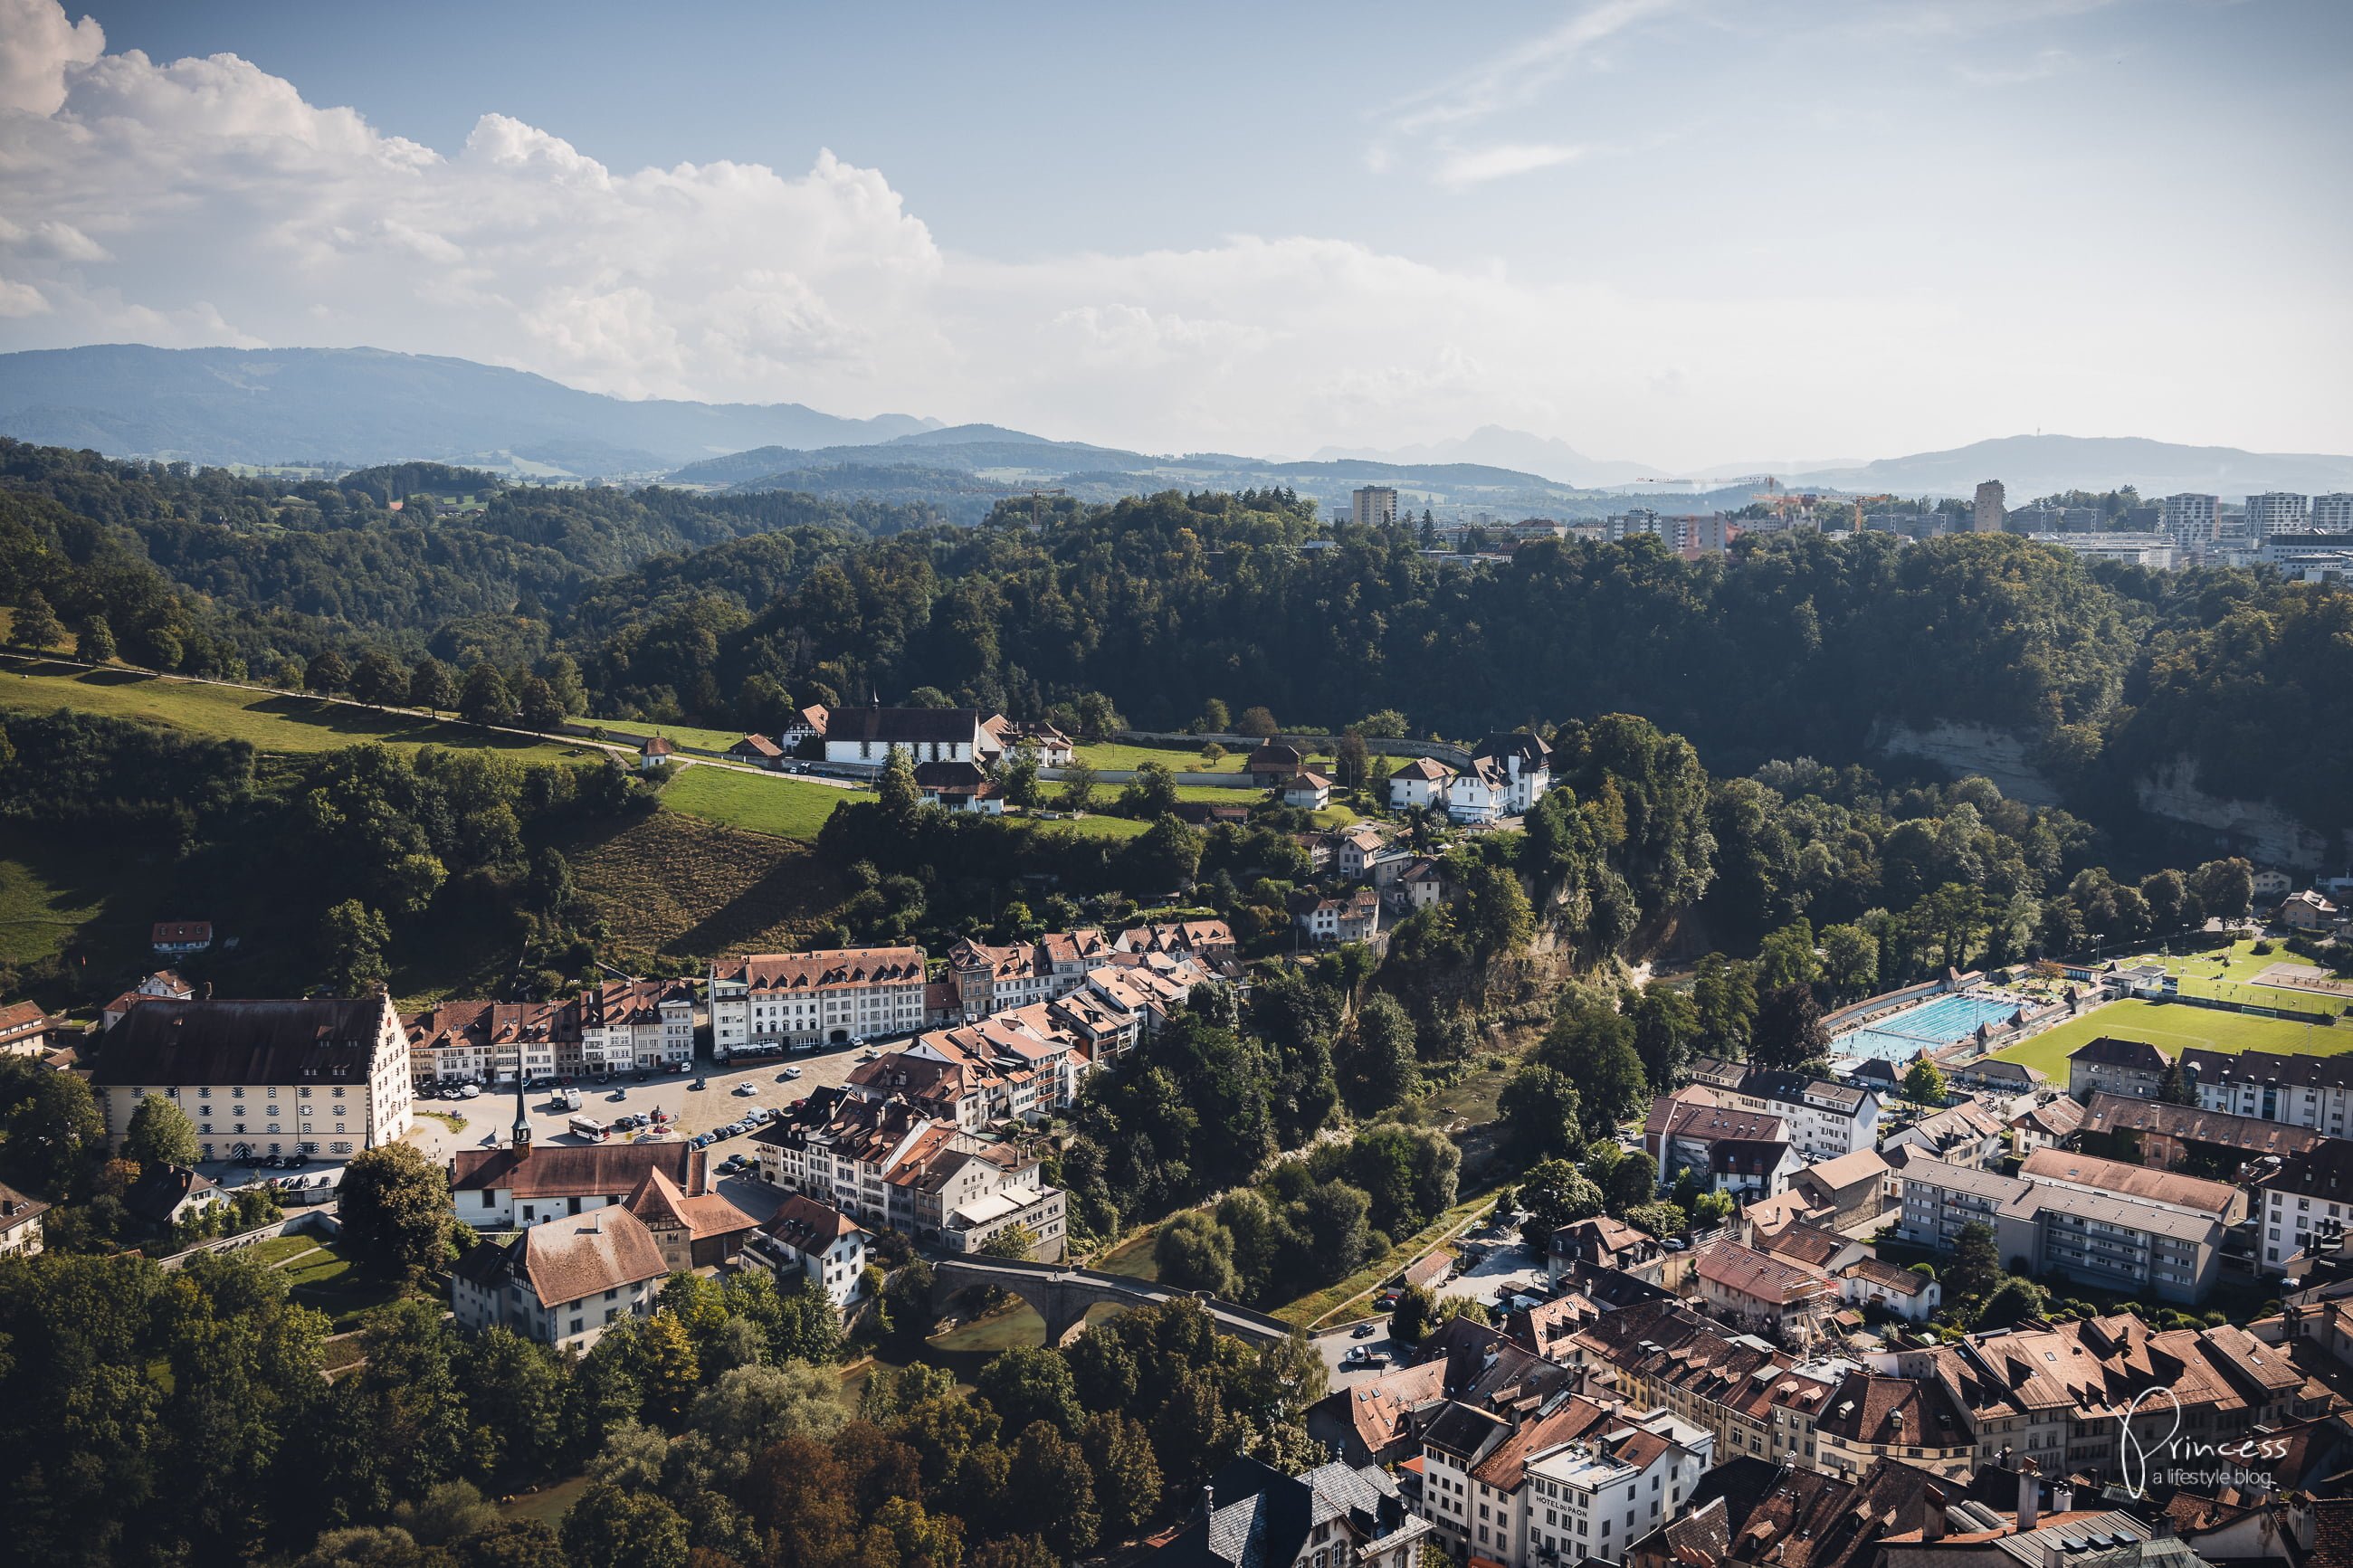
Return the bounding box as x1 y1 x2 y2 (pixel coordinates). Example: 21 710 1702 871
3 0 2348 466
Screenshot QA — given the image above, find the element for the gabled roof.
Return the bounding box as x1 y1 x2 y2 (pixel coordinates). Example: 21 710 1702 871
830 706 985 745
92 997 392 1087
519 1207 669 1307
1391 756 1453 783
2080 1090 2320 1157
714 946 927 991
452 1140 703 1200
0 1179 50 1230
625 1165 755 1241
2020 1146 2238 1216
2069 1037 2170 1073
2010 1095 2087 1139
1796 1146 1891 1193
728 734 784 759
1694 1240 1833 1305
762 1192 866 1252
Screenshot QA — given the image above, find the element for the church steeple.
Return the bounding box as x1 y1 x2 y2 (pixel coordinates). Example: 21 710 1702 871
511 1069 531 1158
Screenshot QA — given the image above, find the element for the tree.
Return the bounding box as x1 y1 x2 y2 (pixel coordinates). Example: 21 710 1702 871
1948 1220 2001 1300
561 1481 688 1568
1820 923 1881 1001
1002 745 1043 809
458 663 513 727
320 898 391 993
980 1219 1040 1260
1977 1277 2051 1329
2158 1058 2196 1106
0 1055 103 1194
1059 757 1099 813
516 675 566 731
1156 1212 1242 1297
1903 1059 1948 1106
1197 698 1231 734
1358 708 1409 739
1535 997 1646 1138
878 742 923 823
1514 1158 1605 1248
1604 1150 1660 1213
76 614 116 664
1629 984 1700 1092
1200 741 1226 766
1498 1065 1584 1163
1464 864 1534 959
349 650 408 707
408 656 458 713
1336 730 1371 792
338 1143 456 1276
1758 920 1823 991
1389 1282 1438 1343
1236 706 1279 738
1623 1200 1688 1238
1081 1410 1163 1538
305 650 351 696
13 592 64 651
1002 1420 1091 1561
2191 858 2254 922
123 1093 198 1173
1749 982 1829 1070
1692 954 1758 1054
1338 993 1419 1113
978 1346 1085 1440
1119 760 1179 819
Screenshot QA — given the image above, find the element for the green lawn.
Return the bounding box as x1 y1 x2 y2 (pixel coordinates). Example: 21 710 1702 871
1173 783 1264 803
269 1235 401 1330
659 765 853 841
247 1232 326 1268
1075 741 1253 774
0 849 111 965
2101 939 2352 1019
1025 813 1152 841
1991 998 2351 1080
569 717 748 752
0 657 583 763
1279 1185 1501 1329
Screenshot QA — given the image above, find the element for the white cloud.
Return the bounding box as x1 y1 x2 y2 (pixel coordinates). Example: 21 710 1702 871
1434 141 1588 185
0 0 100 115
0 0 2342 470
1396 0 1676 134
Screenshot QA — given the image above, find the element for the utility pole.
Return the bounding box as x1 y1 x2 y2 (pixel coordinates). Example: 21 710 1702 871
1021 488 1066 531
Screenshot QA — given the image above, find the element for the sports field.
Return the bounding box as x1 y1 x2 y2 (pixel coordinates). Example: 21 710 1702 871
1074 741 1255 774
1990 997 2351 1080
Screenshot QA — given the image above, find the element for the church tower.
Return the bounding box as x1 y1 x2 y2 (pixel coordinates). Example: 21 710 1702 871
511 1071 531 1158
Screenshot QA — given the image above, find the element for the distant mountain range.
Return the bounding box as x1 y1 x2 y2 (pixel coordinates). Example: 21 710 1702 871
0 345 938 475
5 345 2348 504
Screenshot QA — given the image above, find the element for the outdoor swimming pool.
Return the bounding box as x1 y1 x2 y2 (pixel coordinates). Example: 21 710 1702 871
1833 991 2025 1061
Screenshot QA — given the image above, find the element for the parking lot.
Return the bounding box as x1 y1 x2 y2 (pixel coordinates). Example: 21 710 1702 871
196 1038 889 1193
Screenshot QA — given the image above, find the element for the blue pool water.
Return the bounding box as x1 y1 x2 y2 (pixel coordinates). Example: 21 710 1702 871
1834 992 2024 1061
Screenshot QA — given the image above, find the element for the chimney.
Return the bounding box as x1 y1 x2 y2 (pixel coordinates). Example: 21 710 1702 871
201 981 213 1000
1924 1507 1948 1544
1203 1483 1216 1519
2016 1463 2040 1535
2053 1486 2072 1515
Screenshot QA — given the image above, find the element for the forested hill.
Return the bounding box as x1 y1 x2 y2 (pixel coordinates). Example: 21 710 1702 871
0 442 2348 856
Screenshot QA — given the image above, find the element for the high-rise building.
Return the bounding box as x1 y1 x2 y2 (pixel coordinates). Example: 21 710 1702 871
1971 480 2005 533
2313 493 2353 531
2245 492 2310 539
2161 492 2218 552
1352 486 1399 528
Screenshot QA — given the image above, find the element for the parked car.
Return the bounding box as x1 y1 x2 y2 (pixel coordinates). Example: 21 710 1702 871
781 1067 802 1080
733 1082 757 1097
1351 1322 1377 1338
457 1083 481 1099
691 1078 708 1091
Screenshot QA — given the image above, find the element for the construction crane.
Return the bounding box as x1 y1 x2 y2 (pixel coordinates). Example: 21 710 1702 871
1019 488 1066 531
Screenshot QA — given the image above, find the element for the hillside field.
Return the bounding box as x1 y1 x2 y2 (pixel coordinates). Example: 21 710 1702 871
658 764 853 841
0 656 584 763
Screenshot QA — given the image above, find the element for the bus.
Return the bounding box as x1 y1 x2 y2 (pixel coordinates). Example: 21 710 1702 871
567 1116 609 1142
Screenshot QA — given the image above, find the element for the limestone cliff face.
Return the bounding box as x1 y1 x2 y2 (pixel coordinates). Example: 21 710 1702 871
1871 722 2065 806
1872 721 2346 870
2133 758 2345 870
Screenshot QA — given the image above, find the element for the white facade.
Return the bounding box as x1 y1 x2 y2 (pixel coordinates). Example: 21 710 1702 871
97 996 413 1163
710 947 928 1056
2246 492 2310 539
2026 532 2176 569
2312 493 2353 530
1521 1420 1711 1568
578 981 695 1073
2163 492 2219 551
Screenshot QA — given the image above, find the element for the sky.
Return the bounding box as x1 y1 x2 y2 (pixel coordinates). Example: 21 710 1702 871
0 0 2347 470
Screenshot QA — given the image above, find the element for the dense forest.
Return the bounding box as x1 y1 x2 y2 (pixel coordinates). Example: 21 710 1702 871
4 442 2344 853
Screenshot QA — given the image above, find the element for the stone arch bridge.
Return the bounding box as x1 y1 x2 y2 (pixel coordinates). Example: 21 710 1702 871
931 1254 1296 1347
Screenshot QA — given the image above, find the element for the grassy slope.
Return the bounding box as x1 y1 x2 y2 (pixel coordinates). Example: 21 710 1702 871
561 806 842 967
659 765 853 841
0 656 582 763
1991 998 2350 1080
570 717 748 751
